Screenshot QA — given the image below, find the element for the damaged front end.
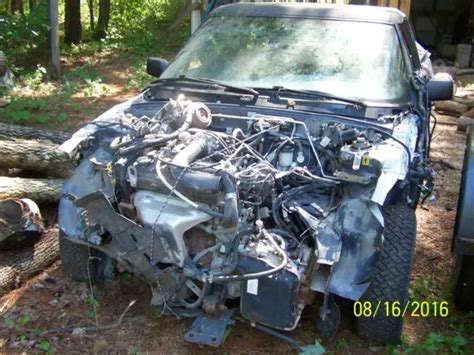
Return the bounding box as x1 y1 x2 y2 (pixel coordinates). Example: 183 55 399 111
59 95 419 345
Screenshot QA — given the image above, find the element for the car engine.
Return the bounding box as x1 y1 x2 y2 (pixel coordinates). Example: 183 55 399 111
59 95 421 342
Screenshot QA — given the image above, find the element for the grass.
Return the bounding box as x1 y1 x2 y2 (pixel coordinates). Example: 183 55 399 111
1 62 107 129
387 332 470 354
0 25 187 132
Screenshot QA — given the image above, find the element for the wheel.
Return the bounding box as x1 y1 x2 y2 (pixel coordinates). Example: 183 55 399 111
453 255 474 311
356 204 417 344
59 231 101 283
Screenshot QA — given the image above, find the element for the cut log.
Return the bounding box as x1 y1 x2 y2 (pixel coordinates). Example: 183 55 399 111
0 122 70 144
457 69 474 76
457 116 474 132
0 228 59 294
453 95 474 109
0 177 63 203
0 198 44 250
0 138 73 178
434 100 469 116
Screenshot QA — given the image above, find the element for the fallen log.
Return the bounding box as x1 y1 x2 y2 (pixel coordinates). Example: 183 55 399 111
0 198 43 250
0 138 73 178
457 68 474 76
0 228 59 294
0 177 63 203
434 100 469 116
457 116 474 132
0 122 70 144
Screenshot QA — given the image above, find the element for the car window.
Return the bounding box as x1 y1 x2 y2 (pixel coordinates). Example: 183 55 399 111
162 16 410 102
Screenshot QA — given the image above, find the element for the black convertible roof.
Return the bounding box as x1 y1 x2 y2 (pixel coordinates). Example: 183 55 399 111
210 3 406 25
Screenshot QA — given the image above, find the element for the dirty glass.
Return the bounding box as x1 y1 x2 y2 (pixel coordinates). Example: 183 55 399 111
162 16 409 102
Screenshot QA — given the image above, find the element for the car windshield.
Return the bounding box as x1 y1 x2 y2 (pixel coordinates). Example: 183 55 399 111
162 16 409 102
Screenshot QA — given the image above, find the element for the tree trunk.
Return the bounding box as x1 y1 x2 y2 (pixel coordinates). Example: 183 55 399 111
457 116 474 132
94 0 110 40
0 138 73 178
28 0 36 13
50 0 61 79
435 100 469 116
0 123 70 144
0 229 59 294
0 198 43 250
64 0 82 45
11 0 24 15
0 177 63 203
88 0 95 33
163 0 192 35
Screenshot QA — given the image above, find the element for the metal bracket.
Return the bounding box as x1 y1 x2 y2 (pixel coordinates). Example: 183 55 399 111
184 310 235 347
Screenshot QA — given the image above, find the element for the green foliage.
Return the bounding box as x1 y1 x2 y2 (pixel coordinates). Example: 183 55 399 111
17 334 28 343
3 313 32 331
299 340 326 355
387 333 470 354
125 59 151 90
86 292 99 319
6 96 51 123
19 314 30 327
39 339 52 354
1 0 189 132
0 2 50 66
108 0 187 53
4 318 16 329
409 277 450 302
335 339 348 351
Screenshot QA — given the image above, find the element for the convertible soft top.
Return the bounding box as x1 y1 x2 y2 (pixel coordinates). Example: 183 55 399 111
210 3 406 25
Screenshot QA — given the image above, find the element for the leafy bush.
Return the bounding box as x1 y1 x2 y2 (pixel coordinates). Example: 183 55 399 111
108 0 188 54
0 2 50 68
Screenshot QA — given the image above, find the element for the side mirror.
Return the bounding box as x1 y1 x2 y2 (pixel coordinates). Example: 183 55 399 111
427 77 453 101
146 57 169 78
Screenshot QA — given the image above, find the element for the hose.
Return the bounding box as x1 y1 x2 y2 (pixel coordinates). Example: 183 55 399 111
181 282 209 309
427 112 437 157
210 229 289 283
118 107 194 155
272 183 330 228
194 229 253 282
220 173 239 229
169 134 222 193
156 160 222 218
192 244 221 264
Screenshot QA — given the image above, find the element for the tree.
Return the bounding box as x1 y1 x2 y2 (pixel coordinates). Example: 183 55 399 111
50 0 60 79
11 0 24 15
94 0 110 40
28 0 36 13
87 0 95 33
165 0 192 33
64 0 82 45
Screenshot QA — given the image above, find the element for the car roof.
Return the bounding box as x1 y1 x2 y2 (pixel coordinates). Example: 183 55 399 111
210 3 406 25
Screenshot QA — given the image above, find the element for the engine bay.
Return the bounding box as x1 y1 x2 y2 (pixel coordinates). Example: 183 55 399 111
59 95 422 344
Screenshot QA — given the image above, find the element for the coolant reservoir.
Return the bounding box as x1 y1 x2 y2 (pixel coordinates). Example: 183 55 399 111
278 146 294 170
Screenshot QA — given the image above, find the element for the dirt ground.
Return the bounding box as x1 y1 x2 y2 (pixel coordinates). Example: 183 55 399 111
0 111 472 354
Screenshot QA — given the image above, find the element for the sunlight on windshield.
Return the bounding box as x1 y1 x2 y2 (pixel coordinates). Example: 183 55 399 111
162 16 409 102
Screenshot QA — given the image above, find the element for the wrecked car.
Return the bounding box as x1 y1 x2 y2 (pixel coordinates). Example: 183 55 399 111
58 3 453 346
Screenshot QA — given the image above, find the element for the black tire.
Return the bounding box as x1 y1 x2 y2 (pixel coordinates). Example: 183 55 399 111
453 255 474 311
356 204 417 344
59 231 101 283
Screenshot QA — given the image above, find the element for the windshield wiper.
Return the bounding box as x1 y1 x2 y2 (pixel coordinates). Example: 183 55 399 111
150 76 259 99
261 86 366 108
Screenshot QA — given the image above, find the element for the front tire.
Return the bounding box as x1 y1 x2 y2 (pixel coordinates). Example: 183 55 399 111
356 205 417 344
453 255 474 311
59 231 101 283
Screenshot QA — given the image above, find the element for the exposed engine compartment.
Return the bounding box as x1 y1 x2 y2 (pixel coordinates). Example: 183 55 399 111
59 95 422 337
